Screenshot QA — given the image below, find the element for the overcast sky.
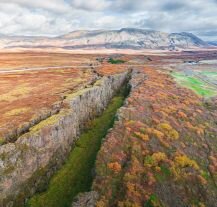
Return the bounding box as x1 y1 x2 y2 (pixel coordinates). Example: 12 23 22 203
0 0 217 41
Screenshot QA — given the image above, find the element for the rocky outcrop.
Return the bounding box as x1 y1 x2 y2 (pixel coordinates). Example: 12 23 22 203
72 191 99 207
0 71 129 207
2 74 99 144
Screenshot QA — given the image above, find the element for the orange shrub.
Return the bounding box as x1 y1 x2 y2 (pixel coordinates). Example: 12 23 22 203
134 132 149 141
151 129 164 139
107 162 122 173
177 111 187 119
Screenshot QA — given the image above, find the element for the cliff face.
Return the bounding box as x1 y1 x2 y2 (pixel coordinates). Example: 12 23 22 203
71 70 145 207
0 71 129 207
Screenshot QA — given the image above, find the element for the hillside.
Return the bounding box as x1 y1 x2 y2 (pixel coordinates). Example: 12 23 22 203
0 28 210 50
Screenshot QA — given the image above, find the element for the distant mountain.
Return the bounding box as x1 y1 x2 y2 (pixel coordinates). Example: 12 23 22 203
207 41 217 46
0 28 210 50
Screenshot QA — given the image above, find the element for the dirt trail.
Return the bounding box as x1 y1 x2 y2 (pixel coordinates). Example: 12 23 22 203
0 65 145 74
0 65 100 74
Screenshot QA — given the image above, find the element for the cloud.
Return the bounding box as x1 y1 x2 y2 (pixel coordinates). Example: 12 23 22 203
162 2 186 11
0 0 216 40
71 0 110 11
0 0 69 13
0 2 77 36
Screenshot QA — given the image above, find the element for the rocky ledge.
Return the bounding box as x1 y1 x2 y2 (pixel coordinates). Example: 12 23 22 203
0 71 129 207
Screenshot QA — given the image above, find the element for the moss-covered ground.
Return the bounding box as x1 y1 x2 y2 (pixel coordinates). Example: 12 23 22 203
27 84 128 207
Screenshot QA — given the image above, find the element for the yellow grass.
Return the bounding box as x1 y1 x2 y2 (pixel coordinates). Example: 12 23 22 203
4 107 30 116
0 85 32 102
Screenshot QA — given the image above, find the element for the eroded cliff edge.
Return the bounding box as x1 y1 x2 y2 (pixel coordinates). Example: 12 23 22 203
0 71 129 207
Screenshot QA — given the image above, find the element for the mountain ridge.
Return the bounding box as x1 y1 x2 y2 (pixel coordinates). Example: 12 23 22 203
208 41 217 46
0 28 211 50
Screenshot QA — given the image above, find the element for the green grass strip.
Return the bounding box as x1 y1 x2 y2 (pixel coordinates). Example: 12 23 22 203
27 90 126 207
108 58 126 64
172 72 216 97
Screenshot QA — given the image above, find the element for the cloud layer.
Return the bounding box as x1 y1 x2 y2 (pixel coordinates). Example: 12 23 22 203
0 0 217 40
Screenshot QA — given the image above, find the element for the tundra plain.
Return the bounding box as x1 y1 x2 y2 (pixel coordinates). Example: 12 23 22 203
0 50 216 207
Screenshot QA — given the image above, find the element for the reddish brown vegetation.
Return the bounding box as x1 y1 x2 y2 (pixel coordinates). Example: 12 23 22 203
0 52 105 143
0 68 96 142
0 52 132 143
93 66 217 207
0 51 217 206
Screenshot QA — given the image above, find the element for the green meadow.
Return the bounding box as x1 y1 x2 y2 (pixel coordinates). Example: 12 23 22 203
172 72 217 97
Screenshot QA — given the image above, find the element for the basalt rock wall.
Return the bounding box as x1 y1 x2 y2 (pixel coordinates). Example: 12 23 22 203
0 71 129 207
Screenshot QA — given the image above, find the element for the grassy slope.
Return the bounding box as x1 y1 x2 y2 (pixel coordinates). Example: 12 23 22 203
172 72 216 97
27 90 126 207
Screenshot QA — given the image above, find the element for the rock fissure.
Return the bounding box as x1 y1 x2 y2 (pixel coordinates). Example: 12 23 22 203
0 70 130 207
71 69 146 207
2 70 101 145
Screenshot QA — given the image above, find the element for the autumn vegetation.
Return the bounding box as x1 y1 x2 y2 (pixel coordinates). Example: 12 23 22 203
93 66 217 207
0 51 216 207
0 52 128 144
